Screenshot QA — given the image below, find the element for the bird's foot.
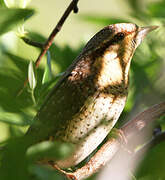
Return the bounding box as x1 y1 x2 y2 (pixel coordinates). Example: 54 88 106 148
65 173 77 180
48 160 77 180
108 128 127 144
108 128 133 154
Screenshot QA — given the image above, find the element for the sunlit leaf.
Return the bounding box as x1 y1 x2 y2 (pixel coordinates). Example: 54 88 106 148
27 141 74 161
28 61 36 90
8 125 24 137
4 0 32 8
0 53 38 126
0 0 6 7
0 7 35 35
0 111 32 125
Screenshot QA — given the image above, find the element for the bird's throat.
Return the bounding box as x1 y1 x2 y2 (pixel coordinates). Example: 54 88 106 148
94 44 131 92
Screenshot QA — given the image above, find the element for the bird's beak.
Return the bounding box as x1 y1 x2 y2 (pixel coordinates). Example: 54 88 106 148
138 25 159 37
135 25 159 47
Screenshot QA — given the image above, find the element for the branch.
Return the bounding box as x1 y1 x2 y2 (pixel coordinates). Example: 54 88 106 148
20 0 79 92
135 130 165 156
121 101 165 139
69 101 165 180
21 37 44 48
35 0 79 68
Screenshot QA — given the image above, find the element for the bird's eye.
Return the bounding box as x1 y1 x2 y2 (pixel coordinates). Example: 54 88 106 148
113 32 125 43
116 32 125 40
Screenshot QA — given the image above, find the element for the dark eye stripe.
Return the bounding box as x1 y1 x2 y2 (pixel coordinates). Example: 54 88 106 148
91 32 125 57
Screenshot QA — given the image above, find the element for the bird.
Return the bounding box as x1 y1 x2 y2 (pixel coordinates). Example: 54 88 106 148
26 23 158 168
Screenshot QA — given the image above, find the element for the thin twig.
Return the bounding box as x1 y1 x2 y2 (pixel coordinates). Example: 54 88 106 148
20 0 79 93
35 0 79 68
21 37 44 48
69 101 165 180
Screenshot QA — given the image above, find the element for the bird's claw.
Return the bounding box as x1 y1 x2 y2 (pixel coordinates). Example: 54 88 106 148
65 173 77 180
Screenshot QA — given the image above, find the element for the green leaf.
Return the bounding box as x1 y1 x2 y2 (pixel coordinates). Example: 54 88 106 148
0 52 38 126
0 0 6 7
0 111 32 126
28 61 36 90
27 141 74 161
0 7 35 35
29 164 65 180
148 1 165 18
136 142 165 179
42 51 52 84
4 0 32 8
0 138 29 180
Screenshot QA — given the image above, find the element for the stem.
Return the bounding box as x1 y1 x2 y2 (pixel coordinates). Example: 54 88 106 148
21 37 44 48
35 0 79 68
31 89 36 106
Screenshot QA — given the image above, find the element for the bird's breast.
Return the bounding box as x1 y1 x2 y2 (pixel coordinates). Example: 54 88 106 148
55 49 129 167
56 93 127 168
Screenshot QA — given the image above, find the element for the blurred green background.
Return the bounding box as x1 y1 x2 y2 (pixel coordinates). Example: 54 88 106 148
0 0 165 179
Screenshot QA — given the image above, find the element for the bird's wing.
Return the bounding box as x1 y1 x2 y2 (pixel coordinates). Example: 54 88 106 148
26 52 95 143
42 25 113 104
26 26 113 143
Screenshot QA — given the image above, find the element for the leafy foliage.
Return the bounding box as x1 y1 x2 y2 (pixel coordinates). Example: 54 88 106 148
0 7 35 35
136 142 165 179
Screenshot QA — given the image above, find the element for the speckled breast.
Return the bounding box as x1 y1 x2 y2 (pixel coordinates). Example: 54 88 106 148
56 92 127 168
55 50 129 167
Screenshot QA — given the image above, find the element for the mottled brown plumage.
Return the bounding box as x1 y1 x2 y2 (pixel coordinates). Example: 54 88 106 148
26 23 157 168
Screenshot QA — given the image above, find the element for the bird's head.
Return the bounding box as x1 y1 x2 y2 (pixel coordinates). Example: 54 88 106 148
83 23 158 52
107 23 158 48
83 23 158 60
80 23 158 88
103 23 159 67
